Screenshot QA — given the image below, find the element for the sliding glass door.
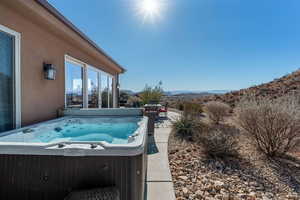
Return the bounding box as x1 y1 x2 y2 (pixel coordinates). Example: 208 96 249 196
101 74 109 108
65 61 84 108
0 25 20 133
65 55 115 109
108 76 113 108
100 74 113 108
0 31 14 132
87 68 99 108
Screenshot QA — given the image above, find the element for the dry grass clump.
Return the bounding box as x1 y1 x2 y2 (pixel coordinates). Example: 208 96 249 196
235 95 300 157
204 101 231 124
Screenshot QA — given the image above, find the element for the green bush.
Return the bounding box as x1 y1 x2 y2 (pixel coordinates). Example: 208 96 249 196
172 102 204 140
172 117 200 140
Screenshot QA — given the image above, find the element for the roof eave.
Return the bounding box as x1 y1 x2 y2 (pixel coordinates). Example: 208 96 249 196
35 0 126 73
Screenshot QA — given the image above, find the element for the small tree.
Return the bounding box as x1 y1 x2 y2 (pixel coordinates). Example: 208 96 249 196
204 101 230 124
235 95 300 157
139 81 164 105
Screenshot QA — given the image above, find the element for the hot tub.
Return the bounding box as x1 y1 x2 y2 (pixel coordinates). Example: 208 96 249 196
0 108 148 200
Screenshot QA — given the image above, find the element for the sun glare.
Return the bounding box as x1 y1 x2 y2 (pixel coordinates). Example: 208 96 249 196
141 0 159 14
135 0 166 23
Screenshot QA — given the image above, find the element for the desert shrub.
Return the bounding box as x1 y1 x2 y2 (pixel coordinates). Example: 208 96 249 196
235 95 300 157
119 91 130 106
172 117 195 140
172 102 204 139
198 125 239 158
177 103 184 111
172 116 205 141
204 101 230 124
183 102 203 119
172 102 204 140
126 96 142 107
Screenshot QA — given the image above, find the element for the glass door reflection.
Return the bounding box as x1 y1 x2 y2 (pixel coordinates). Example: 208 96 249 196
0 31 14 132
101 74 108 108
87 69 99 108
65 61 83 108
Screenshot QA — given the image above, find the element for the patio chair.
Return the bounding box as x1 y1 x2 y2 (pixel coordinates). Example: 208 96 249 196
159 103 168 118
64 187 120 200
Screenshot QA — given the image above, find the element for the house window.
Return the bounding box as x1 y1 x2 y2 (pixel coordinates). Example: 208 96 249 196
100 74 113 108
65 55 114 109
65 60 84 108
100 74 108 108
0 25 21 133
108 76 113 108
87 68 99 108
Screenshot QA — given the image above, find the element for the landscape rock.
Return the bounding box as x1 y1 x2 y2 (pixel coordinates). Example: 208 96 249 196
168 143 300 200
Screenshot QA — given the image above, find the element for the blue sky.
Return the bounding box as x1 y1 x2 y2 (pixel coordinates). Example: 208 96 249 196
48 0 300 92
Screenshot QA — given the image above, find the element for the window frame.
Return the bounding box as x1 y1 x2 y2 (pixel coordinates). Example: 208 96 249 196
0 24 21 129
64 55 114 109
64 55 85 108
86 66 100 108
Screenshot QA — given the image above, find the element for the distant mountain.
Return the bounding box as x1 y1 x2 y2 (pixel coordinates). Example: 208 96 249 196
120 89 136 95
197 69 300 107
162 90 231 107
164 90 230 96
121 89 229 96
164 69 300 108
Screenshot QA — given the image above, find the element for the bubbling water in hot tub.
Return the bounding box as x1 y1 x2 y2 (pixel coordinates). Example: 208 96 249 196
0 117 141 144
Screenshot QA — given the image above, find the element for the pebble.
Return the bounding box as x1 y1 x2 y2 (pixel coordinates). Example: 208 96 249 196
169 144 300 200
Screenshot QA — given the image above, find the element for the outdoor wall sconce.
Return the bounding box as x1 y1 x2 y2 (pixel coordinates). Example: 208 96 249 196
43 63 56 80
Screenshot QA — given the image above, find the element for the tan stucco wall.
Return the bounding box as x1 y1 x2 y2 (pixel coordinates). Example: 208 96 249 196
0 1 121 126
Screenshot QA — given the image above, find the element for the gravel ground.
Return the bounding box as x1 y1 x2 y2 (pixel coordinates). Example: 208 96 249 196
168 136 300 200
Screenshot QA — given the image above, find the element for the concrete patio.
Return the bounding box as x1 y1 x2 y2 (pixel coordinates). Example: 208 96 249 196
145 112 180 200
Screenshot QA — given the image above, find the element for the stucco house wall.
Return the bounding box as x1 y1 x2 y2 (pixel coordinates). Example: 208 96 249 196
0 0 123 126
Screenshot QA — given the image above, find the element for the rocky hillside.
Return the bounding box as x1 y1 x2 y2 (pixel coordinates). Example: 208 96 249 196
196 69 300 107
